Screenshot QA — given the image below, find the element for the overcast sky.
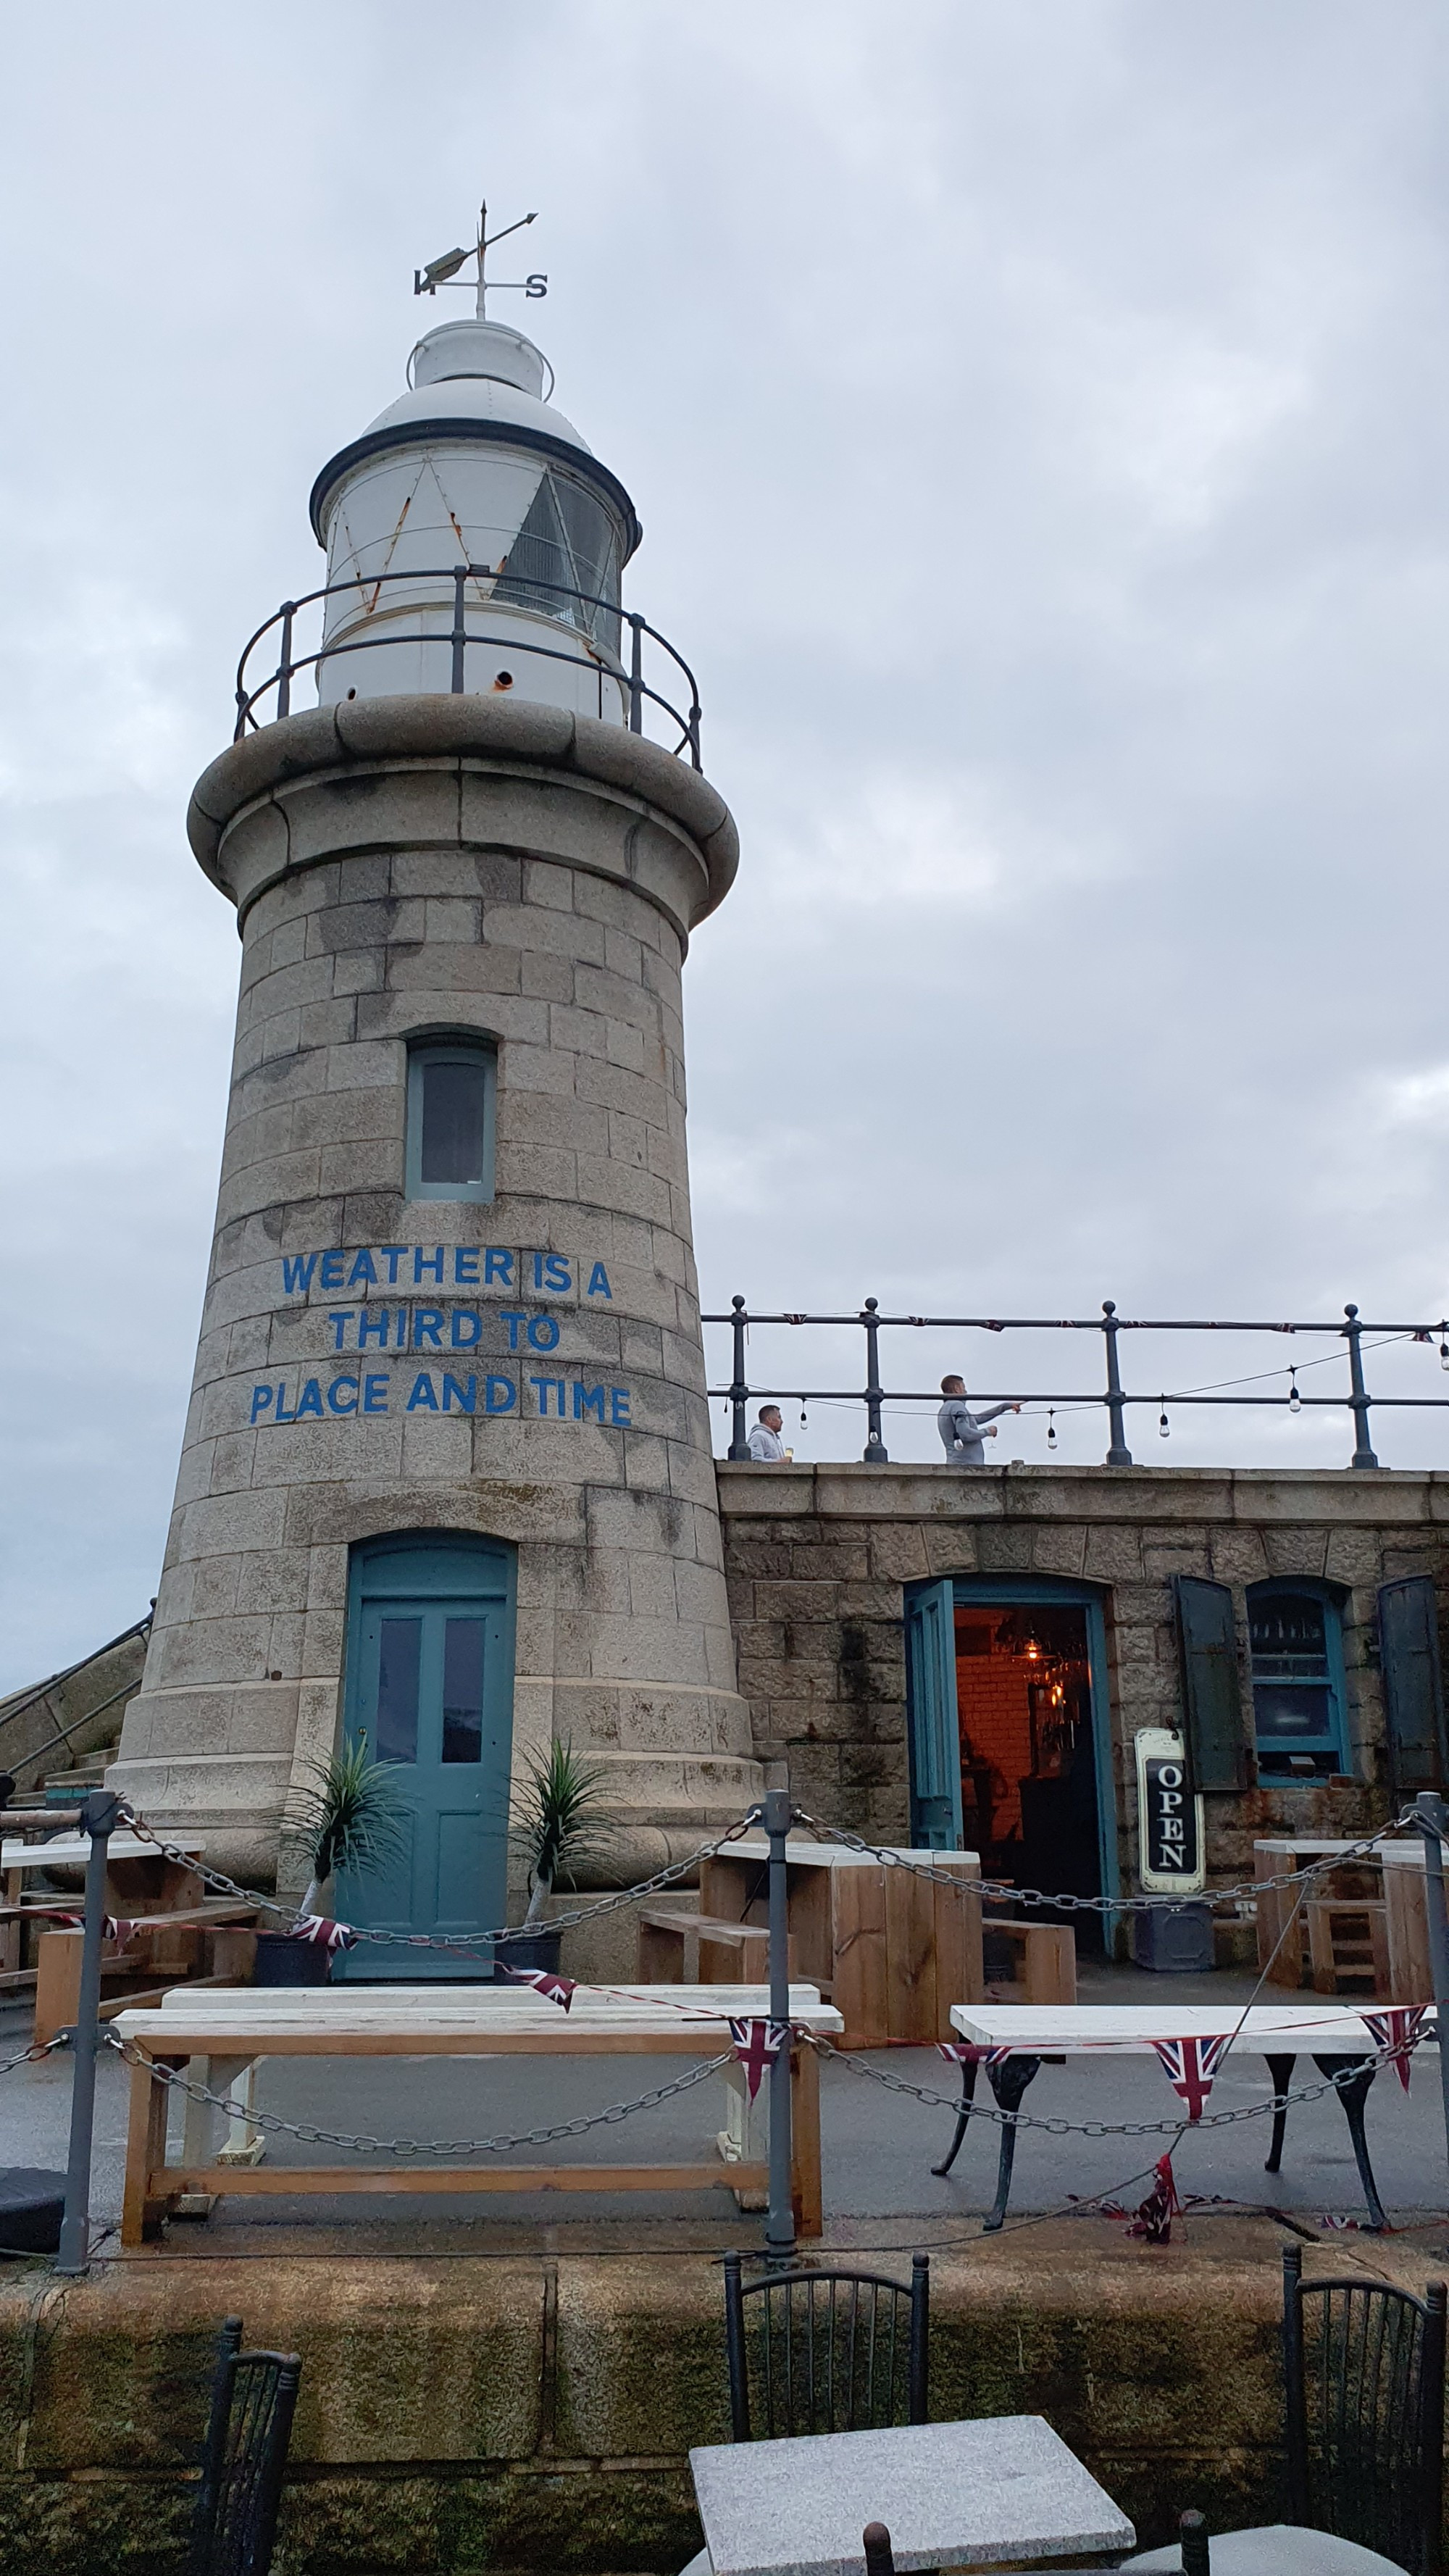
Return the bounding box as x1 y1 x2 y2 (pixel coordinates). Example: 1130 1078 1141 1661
4 1 1449 1688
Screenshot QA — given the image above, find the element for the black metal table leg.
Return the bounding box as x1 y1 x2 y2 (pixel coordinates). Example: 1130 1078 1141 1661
1313 2051 1387 2233
1264 2051 1297 2175
932 2054 981 2178
982 2056 1042 2233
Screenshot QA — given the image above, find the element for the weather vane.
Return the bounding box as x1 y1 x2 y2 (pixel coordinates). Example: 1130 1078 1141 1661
414 200 548 318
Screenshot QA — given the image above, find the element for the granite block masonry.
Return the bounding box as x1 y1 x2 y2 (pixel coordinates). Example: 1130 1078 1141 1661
112 696 762 1888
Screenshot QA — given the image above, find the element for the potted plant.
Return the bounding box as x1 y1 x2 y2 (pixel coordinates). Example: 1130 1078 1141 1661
500 1740 617 1978
255 1738 409 1987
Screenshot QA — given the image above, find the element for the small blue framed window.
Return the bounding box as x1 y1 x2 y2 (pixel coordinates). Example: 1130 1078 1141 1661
1247 1579 1349 1778
405 1039 496 1204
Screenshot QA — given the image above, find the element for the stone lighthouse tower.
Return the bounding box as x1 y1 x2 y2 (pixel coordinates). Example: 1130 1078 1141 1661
112 225 761 1951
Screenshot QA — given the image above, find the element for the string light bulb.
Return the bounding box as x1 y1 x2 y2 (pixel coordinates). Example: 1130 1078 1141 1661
798 1395 809 1427
1046 1409 1058 1450
1440 1336 1449 1372
1288 1369 1302 1416
1158 1398 1170 1439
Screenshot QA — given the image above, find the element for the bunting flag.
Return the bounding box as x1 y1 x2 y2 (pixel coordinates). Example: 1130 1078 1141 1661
728 2017 790 2101
291 1914 359 1951
104 1917 139 1948
1363 2005 1427 2093
937 2041 1015 2069
496 1964 576 2011
1151 2033 1231 2121
1127 2152 1182 2245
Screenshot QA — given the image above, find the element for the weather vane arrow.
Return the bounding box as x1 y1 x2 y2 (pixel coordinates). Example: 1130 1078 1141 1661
414 200 547 315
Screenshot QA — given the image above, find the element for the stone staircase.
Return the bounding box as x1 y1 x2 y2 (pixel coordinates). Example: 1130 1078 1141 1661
38 1743 122 1809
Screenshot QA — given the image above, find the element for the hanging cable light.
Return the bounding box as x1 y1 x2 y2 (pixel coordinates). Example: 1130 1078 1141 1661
798 1394 809 1427
1158 1397 1170 1438
1046 1409 1058 1450
1288 1369 1302 1416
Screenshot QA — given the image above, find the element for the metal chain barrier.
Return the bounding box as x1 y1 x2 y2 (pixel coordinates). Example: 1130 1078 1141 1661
792 1806 1424 1918
107 2032 733 2158
801 2026 1431 2138
115 1806 759 1949
0 2035 67 2080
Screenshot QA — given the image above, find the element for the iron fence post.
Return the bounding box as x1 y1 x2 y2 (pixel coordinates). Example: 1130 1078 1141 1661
627 613 644 733
1101 1301 1133 1465
276 602 295 721
1344 1304 1380 1468
1415 1791 1449 2195
450 565 468 694
763 1785 796 2257
54 1788 125 2275
861 1299 890 1464
727 1296 751 1459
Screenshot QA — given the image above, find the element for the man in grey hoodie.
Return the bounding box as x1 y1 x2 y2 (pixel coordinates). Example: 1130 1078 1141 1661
937 1374 1020 1465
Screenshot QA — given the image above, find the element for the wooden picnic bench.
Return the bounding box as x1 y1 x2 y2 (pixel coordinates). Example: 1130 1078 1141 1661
0 1832 256 2038
114 1982 844 2247
1254 1837 1437 2001
940 2001 1421 2233
693 1838 982 2046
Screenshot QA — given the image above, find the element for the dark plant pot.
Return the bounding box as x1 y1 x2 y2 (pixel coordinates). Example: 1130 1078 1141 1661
252 1931 333 1988
493 1927 563 1980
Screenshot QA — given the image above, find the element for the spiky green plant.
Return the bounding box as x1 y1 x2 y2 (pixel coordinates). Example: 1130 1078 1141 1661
511 1739 617 1925
286 1736 411 1917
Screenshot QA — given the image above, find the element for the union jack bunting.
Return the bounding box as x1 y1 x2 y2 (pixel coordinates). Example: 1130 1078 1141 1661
1151 2033 1231 2121
937 2041 1015 2068
728 2016 790 2101
104 1917 138 1948
291 1914 359 1951
496 1964 576 2010
1363 2004 1427 2093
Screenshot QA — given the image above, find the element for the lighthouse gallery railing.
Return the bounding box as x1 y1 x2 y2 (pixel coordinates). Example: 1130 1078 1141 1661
233 564 703 767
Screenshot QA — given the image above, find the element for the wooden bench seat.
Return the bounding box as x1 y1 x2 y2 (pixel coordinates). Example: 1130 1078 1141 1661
637 1909 801 1985
980 1917 1077 2006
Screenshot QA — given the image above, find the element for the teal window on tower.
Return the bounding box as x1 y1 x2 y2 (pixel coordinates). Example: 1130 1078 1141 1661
405 1038 496 1204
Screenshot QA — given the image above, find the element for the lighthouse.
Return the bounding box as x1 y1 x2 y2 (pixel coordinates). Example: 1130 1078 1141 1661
112 216 761 1956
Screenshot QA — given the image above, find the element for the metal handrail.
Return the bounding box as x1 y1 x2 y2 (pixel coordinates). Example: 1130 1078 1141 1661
233 564 703 766
704 1298 1449 1469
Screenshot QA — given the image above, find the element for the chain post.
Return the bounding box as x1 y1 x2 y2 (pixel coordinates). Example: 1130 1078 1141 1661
627 612 644 733
450 565 469 693
54 1788 125 2275
276 602 295 720
727 1296 751 1459
861 1299 889 1464
1344 1304 1380 1469
763 1786 796 2256
1102 1301 1133 1465
1416 1791 1449 2191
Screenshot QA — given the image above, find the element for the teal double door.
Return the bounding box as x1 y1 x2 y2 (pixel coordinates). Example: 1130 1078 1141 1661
333 1535 515 1980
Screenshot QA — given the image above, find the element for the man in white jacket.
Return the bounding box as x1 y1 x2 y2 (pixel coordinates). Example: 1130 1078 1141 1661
747 1404 788 1462
937 1374 1020 1465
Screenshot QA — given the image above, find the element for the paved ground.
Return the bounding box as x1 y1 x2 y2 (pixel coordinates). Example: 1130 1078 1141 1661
3 1963 1446 2258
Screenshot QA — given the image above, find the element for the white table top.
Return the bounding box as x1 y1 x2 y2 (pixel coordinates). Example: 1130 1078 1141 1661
117 1982 845 2044
1 1832 204 1870
715 1840 980 1872
1255 1838 1430 1865
690 2414 1135 2576
952 2003 1418 2055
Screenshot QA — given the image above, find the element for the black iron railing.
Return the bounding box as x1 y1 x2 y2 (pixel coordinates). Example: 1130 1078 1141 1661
703 1299 1449 1469
233 565 703 765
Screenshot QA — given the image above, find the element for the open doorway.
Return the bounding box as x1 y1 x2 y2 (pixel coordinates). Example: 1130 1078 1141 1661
905 1577 1116 1956
953 1601 1103 1946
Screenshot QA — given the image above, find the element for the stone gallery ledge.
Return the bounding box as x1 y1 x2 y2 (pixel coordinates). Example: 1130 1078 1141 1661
715 1457 1449 1527
1 2220 1444 2573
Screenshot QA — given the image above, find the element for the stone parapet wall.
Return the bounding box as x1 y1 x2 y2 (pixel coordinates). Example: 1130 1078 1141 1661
1 2225 1416 2572
716 1462 1449 1875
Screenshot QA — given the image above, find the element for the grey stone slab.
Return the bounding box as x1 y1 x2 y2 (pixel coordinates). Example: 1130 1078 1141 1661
690 2414 1135 2576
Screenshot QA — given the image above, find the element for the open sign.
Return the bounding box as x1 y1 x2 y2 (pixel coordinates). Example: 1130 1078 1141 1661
1135 1728 1207 1894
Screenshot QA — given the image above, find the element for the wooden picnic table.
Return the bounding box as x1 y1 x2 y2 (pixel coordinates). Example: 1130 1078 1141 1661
694 1837 982 2047
0 1832 239 2036
943 2001 1422 2233
113 1982 844 2246
1254 1837 1437 2001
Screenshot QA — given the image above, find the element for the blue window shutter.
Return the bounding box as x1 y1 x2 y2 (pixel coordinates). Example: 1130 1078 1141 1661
1378 1576 1446 1799
1174 1575 1248 1792
905 1580 964 1848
